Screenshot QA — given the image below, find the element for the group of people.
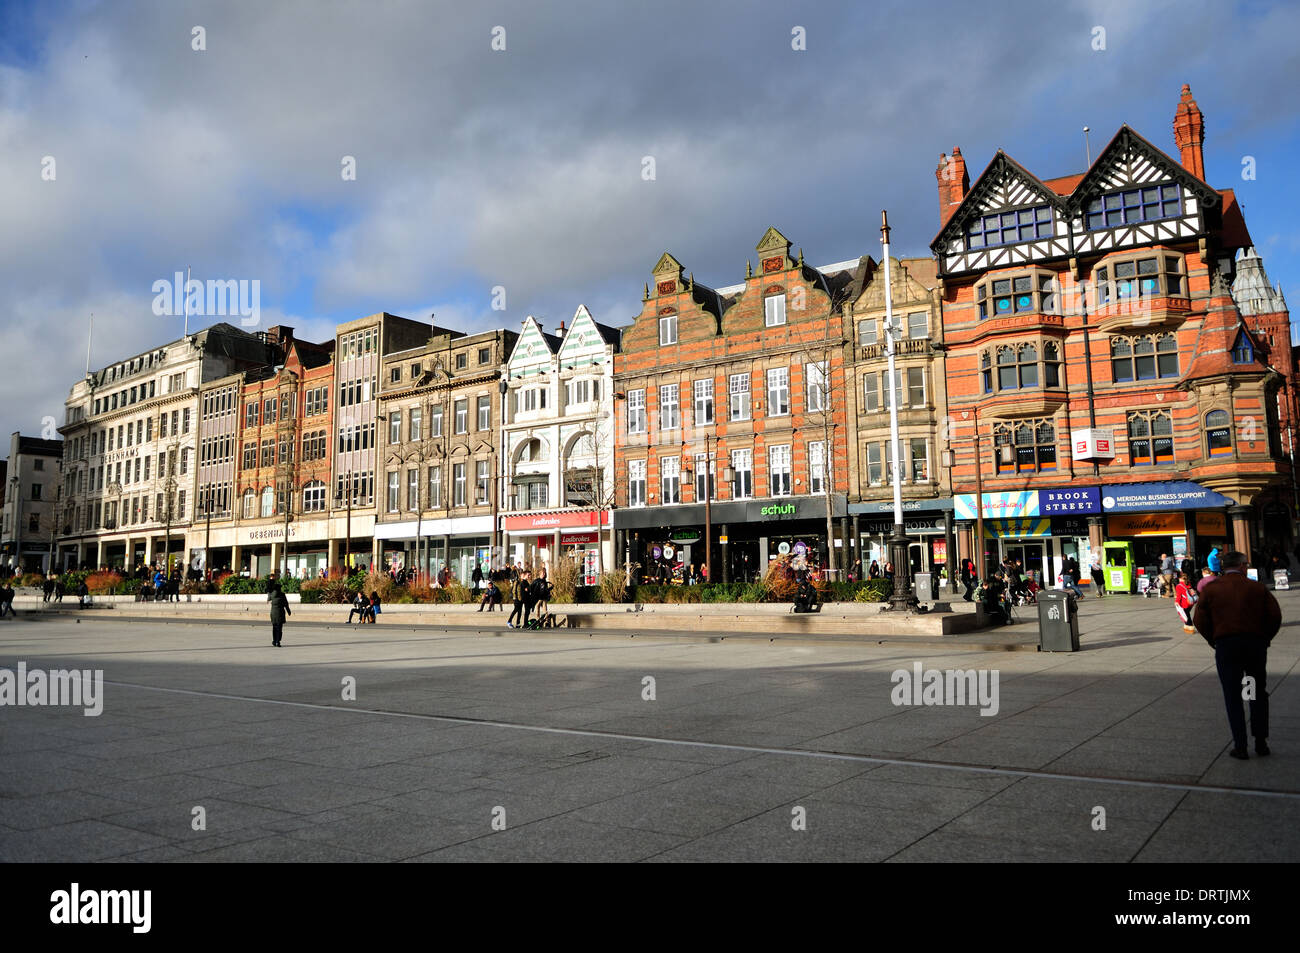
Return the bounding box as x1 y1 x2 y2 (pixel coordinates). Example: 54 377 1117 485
504 566 553 628
346 590 383 624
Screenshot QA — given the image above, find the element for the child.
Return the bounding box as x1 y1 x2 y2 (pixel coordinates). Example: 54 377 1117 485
1174 572 1196 634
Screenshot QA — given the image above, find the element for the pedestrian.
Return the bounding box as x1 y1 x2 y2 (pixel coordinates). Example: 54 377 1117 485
1159 552 1177 597
1062 556 1084 599
0 581 15 619
76 579 89 610
1174 572 1197 634
960 556 976 602
1089 551 1105 597
366 590 381 623
981 572 1011 626
530 568 553 627
1179 554 1196 581
471 563 484 594
267 580 291 647
478 579 499 612
42 574 54 603
869 560 881 579
1196 566 1217 595
523 569 542 626
851 558 862 582
1207 545 1222 574
507 570 530 628
1193 551 1281 759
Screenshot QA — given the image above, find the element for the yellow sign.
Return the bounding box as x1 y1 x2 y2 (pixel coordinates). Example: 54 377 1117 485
1195 511 1227 536
719 536 729 543
1107 513 1186 537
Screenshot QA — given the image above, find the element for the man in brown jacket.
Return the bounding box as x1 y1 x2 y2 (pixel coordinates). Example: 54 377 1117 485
1193 551 1282 759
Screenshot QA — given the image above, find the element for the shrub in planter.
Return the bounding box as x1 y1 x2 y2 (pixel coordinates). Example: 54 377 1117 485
85 571 124 595
597 571 627 605
548 557 581 604
19 572 47 588
853 579 894 602
738 582 768 603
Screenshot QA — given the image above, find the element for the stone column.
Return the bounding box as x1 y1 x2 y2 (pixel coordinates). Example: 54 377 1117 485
231 543 242 575
1229 504 1254 562
122 535 132 571
955 520 973 564
95 539 105 569
327 537 339 571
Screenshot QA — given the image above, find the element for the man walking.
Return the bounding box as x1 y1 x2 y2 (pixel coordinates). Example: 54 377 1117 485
507 570 530 628
1194 551 1281 760
960 556 976 602
1062 555 1084 599
1089 551 1105 597
267 578 292 647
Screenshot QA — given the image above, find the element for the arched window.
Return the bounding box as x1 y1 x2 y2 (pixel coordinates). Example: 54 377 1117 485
302 480 326 513
1205 410 1232 457
242 488 256 519
1043 341 1061 387
260 485 275 518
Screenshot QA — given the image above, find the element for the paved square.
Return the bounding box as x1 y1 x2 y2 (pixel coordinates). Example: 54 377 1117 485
1 593 1296 862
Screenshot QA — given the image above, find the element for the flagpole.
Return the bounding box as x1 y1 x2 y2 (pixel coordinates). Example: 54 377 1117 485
85 313 94 374
882 210 913 612
183 265 190 337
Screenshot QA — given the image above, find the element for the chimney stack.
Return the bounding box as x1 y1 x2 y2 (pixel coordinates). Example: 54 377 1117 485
1172 84 1205 182
935 147 969 228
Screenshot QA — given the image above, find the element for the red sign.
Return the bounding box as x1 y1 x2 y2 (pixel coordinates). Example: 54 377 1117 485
561 532 599 545
502 510 609 531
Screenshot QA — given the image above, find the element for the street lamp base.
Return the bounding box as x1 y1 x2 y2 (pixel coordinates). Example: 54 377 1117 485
883 528 915 613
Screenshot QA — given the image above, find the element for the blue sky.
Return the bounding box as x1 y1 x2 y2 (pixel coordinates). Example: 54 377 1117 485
1 0 1297 443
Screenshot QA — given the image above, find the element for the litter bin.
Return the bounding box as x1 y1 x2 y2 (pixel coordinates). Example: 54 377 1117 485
1037 589 1079 652
913 571 933 603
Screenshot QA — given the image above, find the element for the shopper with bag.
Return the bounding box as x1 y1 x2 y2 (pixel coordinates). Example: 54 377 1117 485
1174 572 1197 634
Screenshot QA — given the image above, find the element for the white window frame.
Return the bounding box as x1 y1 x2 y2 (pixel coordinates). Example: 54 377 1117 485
728 373 751 421
910 438 930 483
661 456 680 504
660 383 680 430
627 389 647 434
764 293 787 327
659 314 678 345
732 448 753 499
629 459 646 507
907 311 929 339
766 367 790 417
809 441 826 494
807 362 827 413
693 379 714 426
769 444 791 497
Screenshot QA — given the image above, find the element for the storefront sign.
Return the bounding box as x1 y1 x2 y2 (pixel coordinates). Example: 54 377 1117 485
1172 536 1187 557
1039 487 1101 515
759 503 797 517
1050 516 1089 537
246 526 300 541
560 532 598 545
669 528 702 543
954 491 1038 520
984 518 1051 538
1107 513 1186 537
1195 511 1227 536
502 510 608 532
860 517 944 536
932 539 947 562
1101 481 1235 512
849 498 954 514
1071 428 1114 461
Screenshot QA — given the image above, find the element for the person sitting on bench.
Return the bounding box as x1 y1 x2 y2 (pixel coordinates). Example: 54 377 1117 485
793 573 820 613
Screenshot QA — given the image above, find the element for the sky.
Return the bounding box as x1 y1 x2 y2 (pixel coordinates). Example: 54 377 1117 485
2 0 1298 446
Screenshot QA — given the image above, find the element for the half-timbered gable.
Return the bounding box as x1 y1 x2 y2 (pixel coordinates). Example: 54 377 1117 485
933 152 1072 277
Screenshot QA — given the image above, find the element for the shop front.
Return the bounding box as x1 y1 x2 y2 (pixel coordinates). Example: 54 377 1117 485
956 488 1099 588
501 510 613 584
193 513 374 579
374 515 493 585
614 496 847 585
1100 481 1236 573
848 498 955 581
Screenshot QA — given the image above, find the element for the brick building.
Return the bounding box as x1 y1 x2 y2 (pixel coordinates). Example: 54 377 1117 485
932 85 1295 586
613 228 857 583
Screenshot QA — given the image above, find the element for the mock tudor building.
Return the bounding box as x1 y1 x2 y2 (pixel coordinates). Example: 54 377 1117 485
374 324 518 583
501 307 620 582
933 84 1295 585
613 228 858 583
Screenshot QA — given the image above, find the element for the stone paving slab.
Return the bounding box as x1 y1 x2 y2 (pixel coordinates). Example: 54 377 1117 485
0 590 1297 862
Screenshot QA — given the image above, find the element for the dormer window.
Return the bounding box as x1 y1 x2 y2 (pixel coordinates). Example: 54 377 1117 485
966 205 1053 249
976 271 1058 319
1231 329 1255 364
1085 184 1181 231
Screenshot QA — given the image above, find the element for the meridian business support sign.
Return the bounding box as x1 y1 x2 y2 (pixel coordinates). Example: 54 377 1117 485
1100 481 1236 512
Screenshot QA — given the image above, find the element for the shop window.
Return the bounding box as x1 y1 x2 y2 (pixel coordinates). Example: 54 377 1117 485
1128 410 1174 466
1205 410 1232 457
994 419 1056 473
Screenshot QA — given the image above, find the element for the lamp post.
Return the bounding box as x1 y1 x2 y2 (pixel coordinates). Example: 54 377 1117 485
202 486 213 580
881 210 913 612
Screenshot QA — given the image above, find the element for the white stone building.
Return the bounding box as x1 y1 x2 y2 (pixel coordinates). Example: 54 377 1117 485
500 307 620 582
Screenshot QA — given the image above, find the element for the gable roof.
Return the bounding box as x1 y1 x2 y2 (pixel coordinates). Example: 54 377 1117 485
932 150 1069 249
1063 124 1220 215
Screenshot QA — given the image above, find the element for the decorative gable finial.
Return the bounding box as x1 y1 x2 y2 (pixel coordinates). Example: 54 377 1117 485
643 283 650 301
688 272 694 291
798 248 804 267
746 260 753 278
